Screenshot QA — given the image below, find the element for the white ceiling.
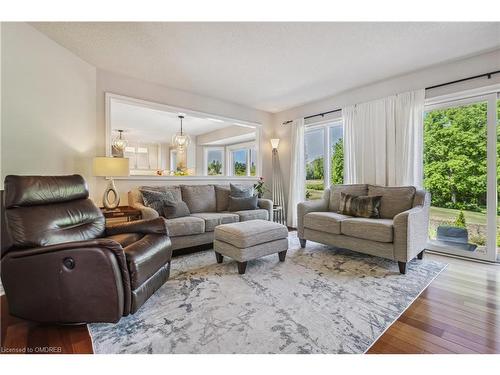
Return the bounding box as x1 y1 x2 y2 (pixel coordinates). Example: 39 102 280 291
110 100 235 143
32 22 500 113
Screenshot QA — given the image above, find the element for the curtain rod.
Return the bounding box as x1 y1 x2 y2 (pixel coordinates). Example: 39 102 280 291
281 69 500 125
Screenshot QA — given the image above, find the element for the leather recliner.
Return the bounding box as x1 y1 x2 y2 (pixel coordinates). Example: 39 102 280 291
0 175 173 323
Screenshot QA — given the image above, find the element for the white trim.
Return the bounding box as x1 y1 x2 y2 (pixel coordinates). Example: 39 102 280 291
113 175 259 182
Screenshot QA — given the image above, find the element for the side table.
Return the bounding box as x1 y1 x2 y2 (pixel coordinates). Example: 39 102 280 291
101 206 142 223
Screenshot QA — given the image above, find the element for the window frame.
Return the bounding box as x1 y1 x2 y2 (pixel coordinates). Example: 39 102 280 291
227 141 255 177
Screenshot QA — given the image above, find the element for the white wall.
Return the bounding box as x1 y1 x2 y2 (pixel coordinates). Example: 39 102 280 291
271 49 500 201
96 69 273 204
1 22 97 193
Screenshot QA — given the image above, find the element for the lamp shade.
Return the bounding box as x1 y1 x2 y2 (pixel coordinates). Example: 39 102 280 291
93 157 130 177
270 138 280 149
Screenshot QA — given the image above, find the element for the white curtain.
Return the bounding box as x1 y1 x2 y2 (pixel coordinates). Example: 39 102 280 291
287 118 305 227
343 89 424 187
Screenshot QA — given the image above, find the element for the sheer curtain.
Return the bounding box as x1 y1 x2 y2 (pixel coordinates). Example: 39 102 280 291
343 89 424 187
287 118 305 227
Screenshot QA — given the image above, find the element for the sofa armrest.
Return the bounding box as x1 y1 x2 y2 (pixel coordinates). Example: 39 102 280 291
1 239 131 322
258 198 273 221
131 202 159 220
297 197 329 238
106 217 168 236
393 196 430 262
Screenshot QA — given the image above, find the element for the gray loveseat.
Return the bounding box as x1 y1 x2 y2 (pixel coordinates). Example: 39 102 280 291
129 184 273 252
297 184 430 274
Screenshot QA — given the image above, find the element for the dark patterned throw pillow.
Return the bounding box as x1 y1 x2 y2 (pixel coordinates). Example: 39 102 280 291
140 189 175 216
339 192 382 218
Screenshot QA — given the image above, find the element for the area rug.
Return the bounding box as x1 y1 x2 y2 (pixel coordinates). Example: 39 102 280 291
88 233 446 354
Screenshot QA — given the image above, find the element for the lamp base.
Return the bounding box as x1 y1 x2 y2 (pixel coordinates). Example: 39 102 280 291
103 178 120 210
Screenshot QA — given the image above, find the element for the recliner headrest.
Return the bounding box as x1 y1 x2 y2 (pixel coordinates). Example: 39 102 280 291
4 175 89 208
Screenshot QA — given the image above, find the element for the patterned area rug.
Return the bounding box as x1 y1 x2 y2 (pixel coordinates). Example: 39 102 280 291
89 233 446 354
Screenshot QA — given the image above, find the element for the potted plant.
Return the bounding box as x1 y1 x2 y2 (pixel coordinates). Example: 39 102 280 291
253 177 268 198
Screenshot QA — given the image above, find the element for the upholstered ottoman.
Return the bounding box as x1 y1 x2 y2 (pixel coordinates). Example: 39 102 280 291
213 219 288 274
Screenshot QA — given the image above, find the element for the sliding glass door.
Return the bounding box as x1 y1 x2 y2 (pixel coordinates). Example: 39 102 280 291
424 92 499 262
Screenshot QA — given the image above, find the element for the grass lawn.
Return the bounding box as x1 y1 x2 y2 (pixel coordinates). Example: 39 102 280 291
430 206 500 226
306 180 324 200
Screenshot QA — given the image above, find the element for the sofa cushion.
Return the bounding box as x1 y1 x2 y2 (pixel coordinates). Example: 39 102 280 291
303 212 350 235
214 185 231 212
140 189 173 216
235 209 269 221
165 216 205 237
190 212 240 232
339 193 382 218
163 194 191 219
140 185 182 202
181 185 216 213
228 195 258 212
214 219 288 248
368 185 416 219
329 184 368 212
341 217 394 243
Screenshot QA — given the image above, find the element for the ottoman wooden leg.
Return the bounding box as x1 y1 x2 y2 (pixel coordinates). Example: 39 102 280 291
278 250 287 262
215 252 224 263
237 261 247 274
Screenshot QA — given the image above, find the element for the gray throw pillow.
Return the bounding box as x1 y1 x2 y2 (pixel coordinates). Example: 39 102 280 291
339 192 382 218
228 195 258 211
229 183 254 198
140 189 174 216
163 199 190 219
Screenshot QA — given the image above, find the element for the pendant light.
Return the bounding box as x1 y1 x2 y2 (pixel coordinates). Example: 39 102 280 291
172 115 191 151
112 129 128 151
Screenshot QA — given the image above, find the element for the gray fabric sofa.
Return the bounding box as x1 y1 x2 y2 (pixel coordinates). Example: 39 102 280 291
129 184 273 252
297 184 430 274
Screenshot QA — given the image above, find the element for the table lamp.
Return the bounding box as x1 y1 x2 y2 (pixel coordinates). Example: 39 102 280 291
93 157 130 209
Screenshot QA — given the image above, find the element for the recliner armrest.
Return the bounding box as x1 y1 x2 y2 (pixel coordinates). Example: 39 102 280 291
106 217 168 236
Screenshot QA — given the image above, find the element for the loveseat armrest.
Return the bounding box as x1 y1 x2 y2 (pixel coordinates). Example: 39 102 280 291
1 239 131 323
258 198 273 221
297 194 329 238
106 217 168 236
393 192 431 262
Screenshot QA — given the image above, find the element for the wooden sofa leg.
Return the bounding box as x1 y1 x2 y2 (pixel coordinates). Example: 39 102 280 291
215 252 224 263
417 250 424 260
237 261 247 274
299 239 306 248
398 261 407 274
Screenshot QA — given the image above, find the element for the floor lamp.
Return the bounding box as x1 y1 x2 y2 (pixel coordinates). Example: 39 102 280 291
271 139 286 225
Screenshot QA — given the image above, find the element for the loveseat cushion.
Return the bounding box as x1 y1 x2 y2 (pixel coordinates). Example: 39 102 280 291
341 217 394 243
329 184 368 212
190 212 240 232
165 216 205 237
367 185 416 219
235 209 268 221
304 212 350 235
181 185 216 213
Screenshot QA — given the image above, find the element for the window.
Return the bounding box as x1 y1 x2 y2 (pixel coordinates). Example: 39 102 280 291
304 121 343 200
204 147 224 176
227 142 256 176
424 92 499 262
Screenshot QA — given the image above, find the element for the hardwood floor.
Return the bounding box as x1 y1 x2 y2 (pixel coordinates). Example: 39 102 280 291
1 252 498 354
